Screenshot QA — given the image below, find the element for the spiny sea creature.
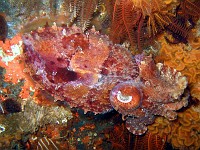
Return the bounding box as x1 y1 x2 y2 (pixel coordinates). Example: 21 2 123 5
178 0 200 18
107 0 180 52
108 0 199 51
133 131 167 150
105 123 130 150
76 0 100 31
109 0 143 51
164 16 191 44
164 0 200 44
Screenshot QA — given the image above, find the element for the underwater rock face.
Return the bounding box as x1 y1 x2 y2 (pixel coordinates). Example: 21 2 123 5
22 25 188 135
0 14 7 42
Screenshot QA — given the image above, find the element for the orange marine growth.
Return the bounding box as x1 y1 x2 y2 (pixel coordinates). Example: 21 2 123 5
0 34 36 99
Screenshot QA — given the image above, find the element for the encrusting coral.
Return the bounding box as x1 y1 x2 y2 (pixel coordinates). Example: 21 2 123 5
0 34 37 99
148 107 200 150
155 33 200 101
148 27 200 147
169 108 200 149
148 116 171 138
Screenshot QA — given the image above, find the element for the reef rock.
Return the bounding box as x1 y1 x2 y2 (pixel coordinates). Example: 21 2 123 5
22 25 188 135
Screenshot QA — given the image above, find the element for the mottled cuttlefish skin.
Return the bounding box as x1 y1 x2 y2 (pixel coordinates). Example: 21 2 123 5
22 25 188 135
110 55 188 135
22 25 139 114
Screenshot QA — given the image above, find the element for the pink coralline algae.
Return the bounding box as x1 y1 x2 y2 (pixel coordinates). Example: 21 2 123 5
22 25 188 135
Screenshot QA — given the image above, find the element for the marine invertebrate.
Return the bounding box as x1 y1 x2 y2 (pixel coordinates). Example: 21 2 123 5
155 35 200 100
110 0 142 48
33 136 60 150
133 131 167 150
168 108 200 149
108 0 180 52
148 116 171 137
164 0 200 44
110 81 141 115
178 0 200 19
148 106 200 149
164 16 191 44
105 122 130 150
110 55 188 135
22 24 188 135
108 0 200 52
190 82 200 101
9 0 102 33
22 25 139 114
75 0 100 31
0 34 37 100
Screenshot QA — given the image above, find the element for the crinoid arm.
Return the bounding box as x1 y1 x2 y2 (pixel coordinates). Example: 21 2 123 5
110 0 142 46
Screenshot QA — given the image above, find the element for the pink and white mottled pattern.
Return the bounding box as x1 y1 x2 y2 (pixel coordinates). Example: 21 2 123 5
110 55 188 135
23 25 188 135
22 25 139 114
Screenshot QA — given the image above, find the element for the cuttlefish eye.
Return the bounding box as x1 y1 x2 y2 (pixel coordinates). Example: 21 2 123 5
110 81 142 115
